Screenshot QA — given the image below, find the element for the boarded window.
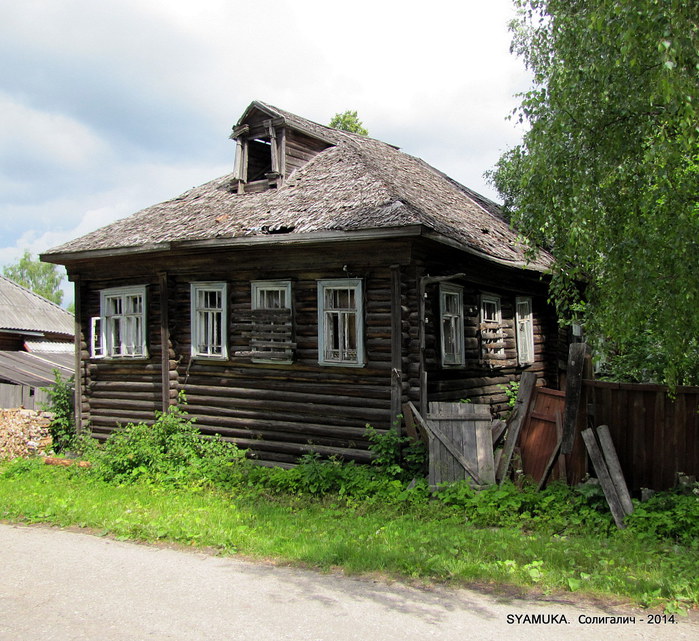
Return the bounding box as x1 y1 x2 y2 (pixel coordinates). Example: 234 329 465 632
250 281 294 362
480 294 505 363
191 283 227 358
317 279 364 366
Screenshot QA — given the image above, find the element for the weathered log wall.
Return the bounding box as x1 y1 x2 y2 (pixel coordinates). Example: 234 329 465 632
71 237 562 464
414 242 560 416
81 279 163 439
173 268 396 464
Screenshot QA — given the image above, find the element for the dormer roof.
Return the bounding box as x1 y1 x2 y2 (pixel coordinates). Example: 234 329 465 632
43 101 552 271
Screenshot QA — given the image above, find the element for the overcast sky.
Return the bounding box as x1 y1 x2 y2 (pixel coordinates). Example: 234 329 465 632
1 0 531 303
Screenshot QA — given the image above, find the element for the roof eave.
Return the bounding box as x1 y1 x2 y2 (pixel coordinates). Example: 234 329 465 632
421 229 551 274
40 227 426 265
41 225 550 274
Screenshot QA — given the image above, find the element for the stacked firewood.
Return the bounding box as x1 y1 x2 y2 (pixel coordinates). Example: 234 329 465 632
0 408 53 460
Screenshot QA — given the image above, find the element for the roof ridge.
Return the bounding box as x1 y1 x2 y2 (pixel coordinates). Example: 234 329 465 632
252 100 397 148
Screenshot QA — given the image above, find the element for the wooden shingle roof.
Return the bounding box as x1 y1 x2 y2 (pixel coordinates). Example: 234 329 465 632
43 101 551 271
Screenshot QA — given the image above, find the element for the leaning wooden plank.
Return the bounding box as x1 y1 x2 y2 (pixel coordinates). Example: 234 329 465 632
408 401 481 484
401 402 419 442
596 425 634 516
496 371 537 484
405 401 430 444
555 410 567 482
537 430 562 490
561 343 589 454
491 419 507 447
475 418 496 484
581 428 627 529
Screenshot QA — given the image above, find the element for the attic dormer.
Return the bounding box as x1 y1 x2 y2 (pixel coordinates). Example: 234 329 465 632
230 101 335 194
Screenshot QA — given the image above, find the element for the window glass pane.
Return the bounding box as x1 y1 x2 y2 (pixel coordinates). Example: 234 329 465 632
345 313 357 352
444 292 458 315
442 317 456 356
108 297 121 316
483 301 497 322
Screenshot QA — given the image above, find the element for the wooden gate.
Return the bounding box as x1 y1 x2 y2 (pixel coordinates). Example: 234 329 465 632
425 402 495 487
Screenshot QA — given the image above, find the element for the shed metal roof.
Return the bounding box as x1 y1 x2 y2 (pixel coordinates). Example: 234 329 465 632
0 275 74 337
0 350 73 387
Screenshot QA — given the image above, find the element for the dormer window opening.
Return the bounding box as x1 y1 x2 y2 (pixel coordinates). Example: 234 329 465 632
247 138 273 182
232 118 284 193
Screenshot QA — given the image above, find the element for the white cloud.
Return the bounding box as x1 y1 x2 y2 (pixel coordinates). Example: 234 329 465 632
0 94 109 170
0 0 530 261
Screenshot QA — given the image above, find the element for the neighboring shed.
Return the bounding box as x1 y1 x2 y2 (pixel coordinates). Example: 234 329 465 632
42 100 564 465
0 275 74 409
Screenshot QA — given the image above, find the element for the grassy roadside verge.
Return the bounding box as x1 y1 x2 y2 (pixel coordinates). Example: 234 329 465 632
1 459 697 613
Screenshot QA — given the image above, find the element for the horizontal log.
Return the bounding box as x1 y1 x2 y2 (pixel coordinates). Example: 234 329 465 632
89 411 158 425
192 416 371 442
181 382 389 407
182 396 389 422
179 376 390 400
202 435 373 463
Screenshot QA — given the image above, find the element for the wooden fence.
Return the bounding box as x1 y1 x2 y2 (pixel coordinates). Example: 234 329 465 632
584 380 699 492
0 383 50 411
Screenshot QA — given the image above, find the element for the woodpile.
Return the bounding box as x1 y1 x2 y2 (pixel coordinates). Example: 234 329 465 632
0 408 53 460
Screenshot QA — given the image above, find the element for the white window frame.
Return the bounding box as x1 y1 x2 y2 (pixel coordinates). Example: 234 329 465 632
251 280 292 311
439 284 465 367
317 279 364 367
100 286 147 359
515 296 535 364
90 316 104 358
190 282 228 359
480 293 504 357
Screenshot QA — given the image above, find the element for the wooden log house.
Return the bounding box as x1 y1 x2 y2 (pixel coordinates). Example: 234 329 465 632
42 101 562 465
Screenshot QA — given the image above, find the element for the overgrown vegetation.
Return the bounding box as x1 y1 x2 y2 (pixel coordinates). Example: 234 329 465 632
87 396 243 485
328 110 368 135
1 399 697 611
489 0 699 386
41 370 75 453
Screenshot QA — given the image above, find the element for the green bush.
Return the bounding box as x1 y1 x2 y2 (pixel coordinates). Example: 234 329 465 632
364 422 426 481
41 370 75 453
626 484 699 545
89 396 244 485
435 480 614 535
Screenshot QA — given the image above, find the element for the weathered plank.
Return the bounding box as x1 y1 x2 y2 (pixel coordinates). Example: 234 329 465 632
496 371 537 483
596 425 633 516
425 402 495 485
562 343 589 454
536 412 563 491
581 428 628 529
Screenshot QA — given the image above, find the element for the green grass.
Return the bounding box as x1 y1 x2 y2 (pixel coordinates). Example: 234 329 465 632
1 458 697 613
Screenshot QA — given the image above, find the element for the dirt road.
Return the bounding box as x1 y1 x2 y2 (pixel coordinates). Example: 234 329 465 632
1 523 696 640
